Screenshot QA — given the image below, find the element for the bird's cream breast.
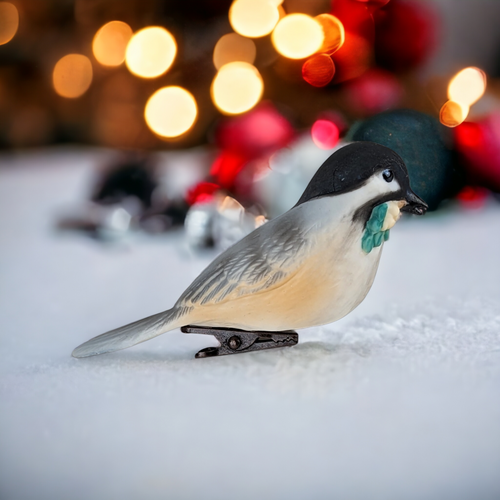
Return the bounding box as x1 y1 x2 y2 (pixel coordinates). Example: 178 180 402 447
187 217 383 331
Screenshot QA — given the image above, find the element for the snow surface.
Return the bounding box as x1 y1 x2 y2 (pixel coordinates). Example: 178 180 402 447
1 148 500 500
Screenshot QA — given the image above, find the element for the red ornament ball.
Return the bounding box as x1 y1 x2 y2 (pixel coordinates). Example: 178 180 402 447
302 54 335 87
344 68 403 116
210 152 247 190
354 0 391 14
186 182 220 206
374 0 438 71
215 102 295 160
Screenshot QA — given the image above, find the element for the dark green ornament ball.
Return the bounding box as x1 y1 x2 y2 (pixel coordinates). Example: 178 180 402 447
348 109 463 210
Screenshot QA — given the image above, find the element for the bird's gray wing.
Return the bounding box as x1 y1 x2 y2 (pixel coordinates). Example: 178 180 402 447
176 214 312 309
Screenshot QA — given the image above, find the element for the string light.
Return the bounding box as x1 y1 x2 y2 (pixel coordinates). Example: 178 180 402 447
440 67 486 128
125 27 177 78
448 67 486 107
272 14 324 60
315 14 345 55
53 54 93 98
0 2 19 45
93 21 133 67
211 62 263 115
229 0 280 38
145 86 197 138
213 33 256 70
439 100 468 128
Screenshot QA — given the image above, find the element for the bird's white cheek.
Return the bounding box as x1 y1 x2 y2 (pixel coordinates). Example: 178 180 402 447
381 201 402 231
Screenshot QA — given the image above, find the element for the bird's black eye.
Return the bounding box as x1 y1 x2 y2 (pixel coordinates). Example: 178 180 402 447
383 169 394 183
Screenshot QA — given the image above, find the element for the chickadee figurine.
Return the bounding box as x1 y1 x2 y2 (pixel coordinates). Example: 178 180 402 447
73 142 427 359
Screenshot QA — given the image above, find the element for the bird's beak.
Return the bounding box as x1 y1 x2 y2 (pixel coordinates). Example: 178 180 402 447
401 189 428 216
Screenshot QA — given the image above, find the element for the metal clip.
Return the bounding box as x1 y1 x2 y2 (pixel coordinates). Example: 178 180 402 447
181 325 299 358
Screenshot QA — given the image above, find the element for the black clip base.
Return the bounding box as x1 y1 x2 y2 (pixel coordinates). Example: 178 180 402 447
181 325 299 358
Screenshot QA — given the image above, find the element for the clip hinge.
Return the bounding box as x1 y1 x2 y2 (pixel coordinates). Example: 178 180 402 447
181 325 298 358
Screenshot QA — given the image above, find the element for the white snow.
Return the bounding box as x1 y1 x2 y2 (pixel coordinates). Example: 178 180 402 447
1 148 499 500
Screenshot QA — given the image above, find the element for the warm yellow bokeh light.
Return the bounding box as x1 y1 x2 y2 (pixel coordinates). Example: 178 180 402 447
315 14 345 55
229 0 280 38
0 2 19 45
213 33 256 70
272 14 324 60
448 67 486 107
93 21 133 67
439 100 469 128
53 54 93 98
125 27 176 78
211 62 263 115
145 86 197 138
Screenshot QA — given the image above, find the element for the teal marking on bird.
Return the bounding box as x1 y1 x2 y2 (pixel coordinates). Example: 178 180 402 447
362 203 390 254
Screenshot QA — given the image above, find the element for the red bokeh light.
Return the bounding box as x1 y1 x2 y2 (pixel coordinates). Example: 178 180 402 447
454 122 483 149
302 54 335 87
311 119 340 149
186 181 220 205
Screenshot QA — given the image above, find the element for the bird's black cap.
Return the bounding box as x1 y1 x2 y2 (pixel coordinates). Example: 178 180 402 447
295 141 427 215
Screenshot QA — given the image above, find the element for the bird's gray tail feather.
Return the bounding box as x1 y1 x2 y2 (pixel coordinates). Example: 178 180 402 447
72 308 182 358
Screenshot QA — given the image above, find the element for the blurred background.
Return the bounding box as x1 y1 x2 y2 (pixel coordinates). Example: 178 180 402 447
1 2 500 500
0 0 499 236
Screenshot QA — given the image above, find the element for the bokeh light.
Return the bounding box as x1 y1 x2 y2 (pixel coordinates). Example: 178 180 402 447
229 0 280 38
272 14 324 60
439 100 468 128
145 86 197 138
53 54 93 98
315 14 345 55
0 2 19 45
213 33 256 70
454 113 500 192
302 54 335 87
93 21 133 67
125 27 177 78
91 72 149 148
211 62 264 115
330 32 373 83
311 119 339 149
447 67 486 107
